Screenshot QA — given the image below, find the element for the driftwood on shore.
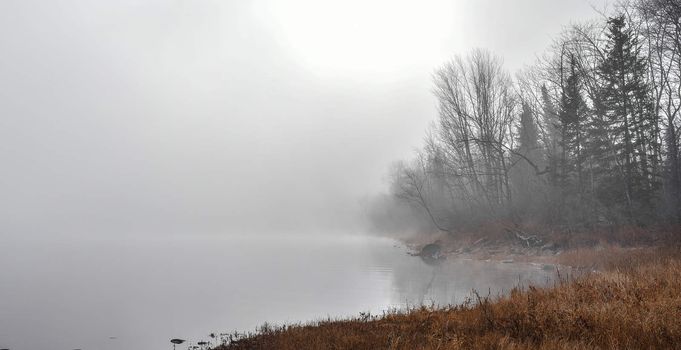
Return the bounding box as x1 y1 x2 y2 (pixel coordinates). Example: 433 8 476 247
505 228 542 247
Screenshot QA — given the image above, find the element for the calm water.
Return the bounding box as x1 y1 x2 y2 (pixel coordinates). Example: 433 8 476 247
0 234 556 349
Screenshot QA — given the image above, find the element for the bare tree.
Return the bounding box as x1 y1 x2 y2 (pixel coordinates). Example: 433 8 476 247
432 49 516 217
630 0 681 222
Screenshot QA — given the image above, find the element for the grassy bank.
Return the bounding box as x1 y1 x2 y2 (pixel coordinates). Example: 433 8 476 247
402 223 677 262
216 245 681 349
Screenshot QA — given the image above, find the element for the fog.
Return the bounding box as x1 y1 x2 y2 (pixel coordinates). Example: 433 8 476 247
3 2 631 349
0 0 604 237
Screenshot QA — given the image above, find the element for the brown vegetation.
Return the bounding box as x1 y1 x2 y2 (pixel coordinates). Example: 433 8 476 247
217 245 681 350
402 223 678 264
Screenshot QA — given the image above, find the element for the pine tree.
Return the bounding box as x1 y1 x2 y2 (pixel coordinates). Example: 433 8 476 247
541 85 561 187
559 55 588 195
518 102 541 159
556 54 589 222
597 15 658 221
512 102 543 218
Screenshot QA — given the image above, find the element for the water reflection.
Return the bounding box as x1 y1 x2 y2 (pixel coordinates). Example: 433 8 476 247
0 234 555 350
385 249 555 308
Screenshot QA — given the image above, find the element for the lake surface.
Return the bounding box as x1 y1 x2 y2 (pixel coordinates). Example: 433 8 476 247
0 234 556 349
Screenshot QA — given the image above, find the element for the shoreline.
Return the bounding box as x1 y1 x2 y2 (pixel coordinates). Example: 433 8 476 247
400 224 676 268
212 226 681 349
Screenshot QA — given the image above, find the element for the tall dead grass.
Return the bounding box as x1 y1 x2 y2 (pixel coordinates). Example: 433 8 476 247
217 246 681 350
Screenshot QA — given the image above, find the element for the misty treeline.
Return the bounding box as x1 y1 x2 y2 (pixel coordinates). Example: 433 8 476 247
369 0 681 235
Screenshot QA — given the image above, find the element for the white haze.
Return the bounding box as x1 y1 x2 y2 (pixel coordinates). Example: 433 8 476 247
0 0 605 237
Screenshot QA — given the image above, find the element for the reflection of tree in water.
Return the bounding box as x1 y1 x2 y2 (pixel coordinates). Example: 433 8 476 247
418 255 444 305
390 257 555 308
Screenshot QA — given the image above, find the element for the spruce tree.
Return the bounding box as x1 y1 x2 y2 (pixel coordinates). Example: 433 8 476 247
557 54 589 221
512 102 543 218
597 15 657 221
541 85 561 185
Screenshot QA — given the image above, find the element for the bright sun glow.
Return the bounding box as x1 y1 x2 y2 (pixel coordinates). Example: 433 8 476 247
261 0 457 77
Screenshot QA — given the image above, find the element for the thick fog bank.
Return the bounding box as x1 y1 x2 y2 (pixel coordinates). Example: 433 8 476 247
1 0 603 239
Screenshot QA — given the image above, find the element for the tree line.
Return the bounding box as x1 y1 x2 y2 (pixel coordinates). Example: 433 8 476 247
372 0 681 234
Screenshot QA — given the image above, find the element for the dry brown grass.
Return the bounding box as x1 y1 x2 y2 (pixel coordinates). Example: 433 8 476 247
405 223 678 251
217 246 681 350
544 224 678 249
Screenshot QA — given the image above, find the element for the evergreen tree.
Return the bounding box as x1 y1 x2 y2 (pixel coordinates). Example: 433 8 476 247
541 85 561 187
512 102 543 218
597 15 658 221
559 55 588 195
518 102 541 159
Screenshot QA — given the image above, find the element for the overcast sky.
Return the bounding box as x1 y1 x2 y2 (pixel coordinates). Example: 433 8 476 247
0 0 607 236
